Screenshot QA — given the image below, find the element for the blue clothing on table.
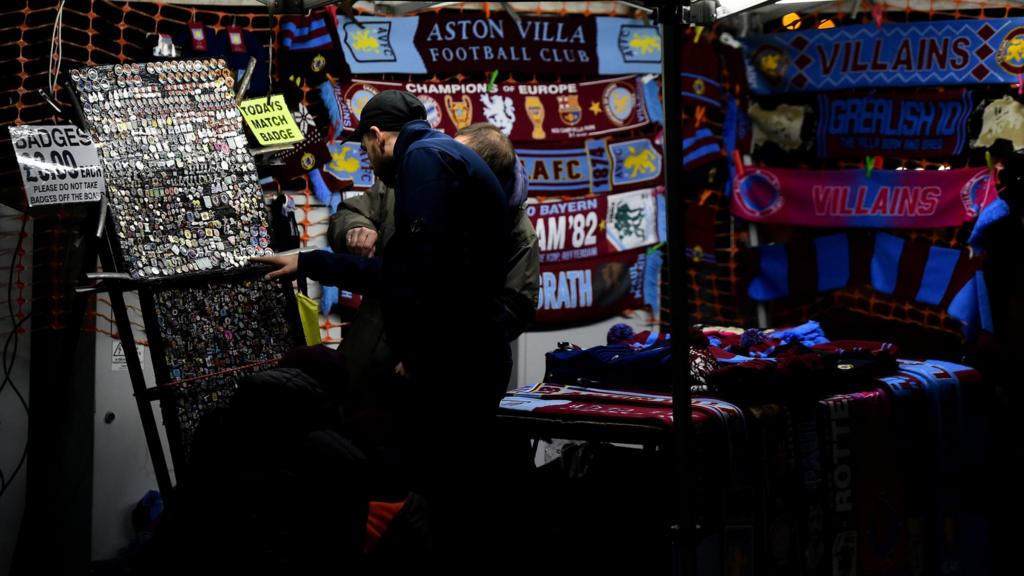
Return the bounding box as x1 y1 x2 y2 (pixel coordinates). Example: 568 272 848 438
773 320 830 347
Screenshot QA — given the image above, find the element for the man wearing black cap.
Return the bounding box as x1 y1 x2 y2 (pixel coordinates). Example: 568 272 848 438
328 122 539 424
253 90 512 568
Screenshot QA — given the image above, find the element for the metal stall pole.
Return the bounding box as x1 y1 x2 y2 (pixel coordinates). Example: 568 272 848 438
658 4 695 576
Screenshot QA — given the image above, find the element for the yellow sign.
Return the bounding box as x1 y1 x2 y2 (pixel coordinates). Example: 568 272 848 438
238 95 304 146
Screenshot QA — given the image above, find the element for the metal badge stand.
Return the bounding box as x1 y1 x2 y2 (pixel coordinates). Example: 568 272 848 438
84 245 301 497
65 60 303 500
92 241 176 497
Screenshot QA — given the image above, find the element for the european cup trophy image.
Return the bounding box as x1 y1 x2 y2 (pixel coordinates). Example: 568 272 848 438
525 96 546 140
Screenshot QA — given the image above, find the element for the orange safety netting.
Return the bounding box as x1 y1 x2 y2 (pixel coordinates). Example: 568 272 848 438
672 0 1024 340
1 0 320 342
3 0 1018 344
0 0 641 346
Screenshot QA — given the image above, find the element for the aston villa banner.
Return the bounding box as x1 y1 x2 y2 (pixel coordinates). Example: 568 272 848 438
499 394 675 427
526 188 662 264
520 135 663 196
731 167 994 228
742 18 1024 93
322 134 664 195
322 75 658 142
324 141 374 189
508 383 673 407
273 129 331 181
337 13 662 75
748 232 991 338
536 247 659 326
817 90 973 158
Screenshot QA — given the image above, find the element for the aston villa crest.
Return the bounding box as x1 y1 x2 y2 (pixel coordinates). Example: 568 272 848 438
311 53 326 72
344 83 379 121
610 139 662 186
326 142 375 187
996 28 1024 74
733 169 784 217
300 152 316 171
752 44 789 84
343 22 396 63
602 83 635 126
960 170 994 218
617 25 662 63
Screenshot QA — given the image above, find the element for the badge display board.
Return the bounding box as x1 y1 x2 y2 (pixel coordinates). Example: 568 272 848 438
69 59 272 280
161 367 262 465
147 277 296 382
65 59 302 487
139 275 303 467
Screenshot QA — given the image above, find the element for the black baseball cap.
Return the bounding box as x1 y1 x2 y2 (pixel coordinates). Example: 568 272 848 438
343 90 426 143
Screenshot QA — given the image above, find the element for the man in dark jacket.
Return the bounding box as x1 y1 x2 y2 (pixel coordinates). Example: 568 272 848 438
252 90 513 570
328 122 539 411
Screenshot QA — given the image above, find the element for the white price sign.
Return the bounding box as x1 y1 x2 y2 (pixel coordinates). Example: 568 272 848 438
7 124 105 207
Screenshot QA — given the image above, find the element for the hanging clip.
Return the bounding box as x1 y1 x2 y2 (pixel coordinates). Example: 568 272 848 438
37 89 63 115
694 25 704 43
865 155 876 178
486 69 499 92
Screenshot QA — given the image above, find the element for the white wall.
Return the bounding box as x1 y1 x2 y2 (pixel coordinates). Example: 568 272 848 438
0 208 32 575
0 216 170 567
91 293 173 561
